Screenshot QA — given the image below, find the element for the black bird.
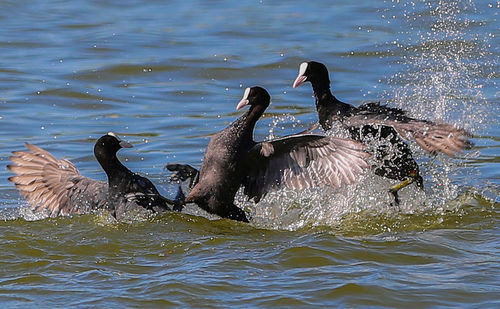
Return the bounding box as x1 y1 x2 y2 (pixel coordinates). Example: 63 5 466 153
293 61 473 203
8 132 180 219
178 86 372 222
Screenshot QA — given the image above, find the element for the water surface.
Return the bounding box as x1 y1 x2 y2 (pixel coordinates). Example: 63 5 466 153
0 0 498 307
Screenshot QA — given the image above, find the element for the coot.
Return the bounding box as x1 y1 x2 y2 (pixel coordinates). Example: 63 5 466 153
293 61 472 203
178 86 372 222
8 132 180 219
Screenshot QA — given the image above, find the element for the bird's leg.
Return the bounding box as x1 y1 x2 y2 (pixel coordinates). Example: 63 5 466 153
158 189 186 212
389 187 401 207
172 185 186 212
164 163 200 212
165 163 199 188
388 170 422 206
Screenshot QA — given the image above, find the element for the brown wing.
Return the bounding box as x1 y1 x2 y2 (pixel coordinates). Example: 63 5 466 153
7 143 107 217
242 134 371 202
344 103 473 157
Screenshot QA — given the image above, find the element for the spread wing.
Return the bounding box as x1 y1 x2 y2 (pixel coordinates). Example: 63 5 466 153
344 102 473 157
242 134 371 202
7 143 107 217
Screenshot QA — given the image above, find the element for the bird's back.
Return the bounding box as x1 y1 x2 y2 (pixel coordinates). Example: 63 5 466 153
188 126 253 205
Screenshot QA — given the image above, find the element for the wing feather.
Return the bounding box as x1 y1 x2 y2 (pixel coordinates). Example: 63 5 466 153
344 103 473 157
8 143 107 217
243 134 371 202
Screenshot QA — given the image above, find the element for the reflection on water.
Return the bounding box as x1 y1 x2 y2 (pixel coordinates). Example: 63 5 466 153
0 0 498 307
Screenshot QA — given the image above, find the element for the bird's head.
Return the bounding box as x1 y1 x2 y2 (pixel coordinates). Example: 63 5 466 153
94 132 133 159
292 61 330 88
236 86 271 111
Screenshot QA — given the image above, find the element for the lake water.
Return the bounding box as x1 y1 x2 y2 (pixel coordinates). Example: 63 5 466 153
0 0 498 307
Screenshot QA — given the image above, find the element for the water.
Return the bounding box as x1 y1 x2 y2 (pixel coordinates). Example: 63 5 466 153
0 0 498 307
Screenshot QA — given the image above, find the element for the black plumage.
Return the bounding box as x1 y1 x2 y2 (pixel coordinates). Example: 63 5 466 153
180 86 371 222
293 61 473 192
8 132 179 219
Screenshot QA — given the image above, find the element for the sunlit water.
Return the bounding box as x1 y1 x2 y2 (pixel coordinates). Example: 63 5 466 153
0 0 498 307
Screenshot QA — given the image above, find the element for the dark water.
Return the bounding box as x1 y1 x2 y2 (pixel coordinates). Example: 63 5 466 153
0 0 498 307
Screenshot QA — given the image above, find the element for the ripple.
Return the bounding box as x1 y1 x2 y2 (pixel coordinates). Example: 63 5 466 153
0 0 497 307
72 64 183 81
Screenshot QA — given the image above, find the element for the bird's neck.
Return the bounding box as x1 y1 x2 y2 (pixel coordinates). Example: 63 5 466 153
97 154 130 186
310 81 355 131
232 104 267 141
312 82 336 108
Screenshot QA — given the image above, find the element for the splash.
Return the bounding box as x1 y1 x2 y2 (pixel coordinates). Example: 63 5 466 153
245 0 496 231
266 114 300 140
384 0 493 128
384 0 496 202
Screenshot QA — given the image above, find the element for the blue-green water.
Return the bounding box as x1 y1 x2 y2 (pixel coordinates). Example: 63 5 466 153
0 0 498 307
